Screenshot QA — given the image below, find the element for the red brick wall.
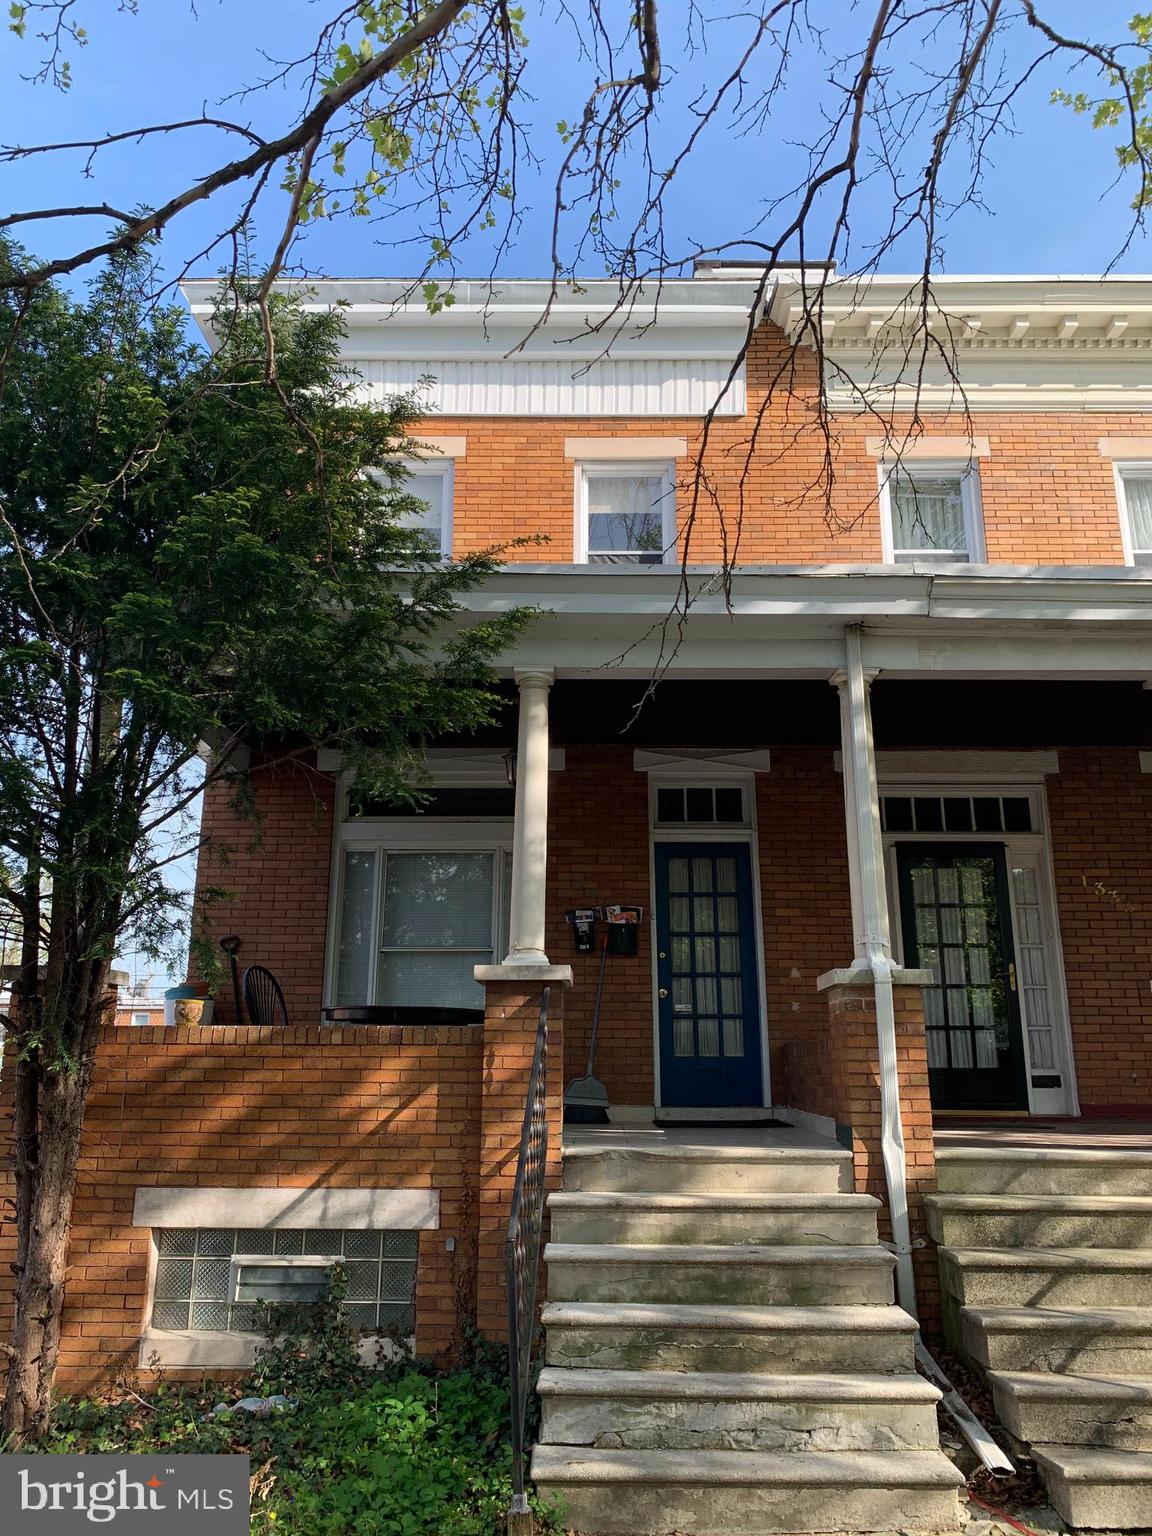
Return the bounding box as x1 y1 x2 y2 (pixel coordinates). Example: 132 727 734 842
805 983 940 1326
546 747 653 1103
1047 748 1152 1112
420 321 1140 568
0 1023 482 1392
755 748 855 1102
194 757 335 1025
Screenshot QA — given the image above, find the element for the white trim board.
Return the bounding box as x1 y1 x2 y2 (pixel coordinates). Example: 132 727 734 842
634 749 772 772
133 1187 440 1231
834 750 1060 781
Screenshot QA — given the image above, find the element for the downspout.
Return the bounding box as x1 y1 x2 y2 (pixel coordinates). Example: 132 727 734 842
842 625 1012 1475
842 626 917 1316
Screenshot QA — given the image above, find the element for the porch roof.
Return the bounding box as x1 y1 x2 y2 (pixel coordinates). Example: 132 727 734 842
458 564 1152 681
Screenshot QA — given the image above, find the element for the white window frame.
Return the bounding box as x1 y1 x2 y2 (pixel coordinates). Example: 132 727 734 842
878 459 986 565
325 821 515 1009
574 459 677 565
399 457 455 560
1112 461 1152 566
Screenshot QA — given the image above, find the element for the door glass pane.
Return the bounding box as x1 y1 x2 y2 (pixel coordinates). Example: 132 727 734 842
718 936 739 971
336 851 377 1005
717 896 739 932
673 978 693 1013
905 852 1018 1100
697 1018 720 1056
671 937 691 972
1011 862 1057 1083
670 897 690 931
715 857 738 891
722 1017 743 1056
695 937 716 971
695 976 718 1013
693 897 715 932
673 1018 694 1056
692 858 714 891
720 978 742 1013
911 867 936 903
667 857 690 893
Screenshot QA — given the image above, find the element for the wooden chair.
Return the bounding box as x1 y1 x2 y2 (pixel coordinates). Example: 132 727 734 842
241 964 288 1028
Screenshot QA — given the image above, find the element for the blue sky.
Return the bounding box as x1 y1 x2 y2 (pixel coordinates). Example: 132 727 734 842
3 1 1149 988
3 0 1151 294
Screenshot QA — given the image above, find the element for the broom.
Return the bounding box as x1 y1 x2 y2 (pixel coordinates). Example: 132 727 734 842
564 929 610 1124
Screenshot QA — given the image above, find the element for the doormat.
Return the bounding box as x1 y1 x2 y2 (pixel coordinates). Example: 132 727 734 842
653 1117 792 1129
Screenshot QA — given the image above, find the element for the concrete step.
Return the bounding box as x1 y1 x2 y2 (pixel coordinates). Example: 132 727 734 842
939 1246 1152 1307
1033 1446 1152 1530
538 1366 943 1452
549 1191 880 1247
530 1445 964 1534
959 1305 1152 1374
542 1301 918 1375
545 1243 895 1306
562 1143 852 1196
925 1191 1152 1249
936 1145 1152 1197
991 1372 1152 1452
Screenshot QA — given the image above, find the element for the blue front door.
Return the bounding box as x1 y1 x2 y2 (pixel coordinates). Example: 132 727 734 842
655 842 764 1107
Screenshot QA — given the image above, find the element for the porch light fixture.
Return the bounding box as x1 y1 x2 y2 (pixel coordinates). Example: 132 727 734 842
504 750 516 786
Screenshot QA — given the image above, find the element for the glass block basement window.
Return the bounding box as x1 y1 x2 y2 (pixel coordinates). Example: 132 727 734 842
151 1228 418 1334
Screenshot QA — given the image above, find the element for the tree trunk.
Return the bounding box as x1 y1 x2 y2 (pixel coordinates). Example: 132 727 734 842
3 993 102 1443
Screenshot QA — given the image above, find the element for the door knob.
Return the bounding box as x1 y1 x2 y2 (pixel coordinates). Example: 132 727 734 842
658 988 669 999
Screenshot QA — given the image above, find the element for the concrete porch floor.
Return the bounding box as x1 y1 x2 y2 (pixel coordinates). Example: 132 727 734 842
562 1121 847 1156
935 1118 1152 1152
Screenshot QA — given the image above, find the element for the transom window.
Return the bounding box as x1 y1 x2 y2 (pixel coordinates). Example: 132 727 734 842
881 463 984 565
150 1228 418 1335
656 784 746 826
1116 466 1152 566
578 461 675 564
881 794 1033 835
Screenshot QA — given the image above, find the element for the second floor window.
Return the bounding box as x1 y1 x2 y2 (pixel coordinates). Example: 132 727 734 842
1117 467 1152 566
882 464 984 565
578 462 675 564
398 462 453 558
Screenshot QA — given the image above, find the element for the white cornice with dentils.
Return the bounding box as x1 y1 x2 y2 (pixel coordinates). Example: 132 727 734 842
766 269 1152 411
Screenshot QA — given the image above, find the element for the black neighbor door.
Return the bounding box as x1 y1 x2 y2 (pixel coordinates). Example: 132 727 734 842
896 844 1028 1112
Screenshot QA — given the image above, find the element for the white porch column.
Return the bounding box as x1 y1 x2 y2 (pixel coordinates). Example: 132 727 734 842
830 640 890 966
504 668 554 966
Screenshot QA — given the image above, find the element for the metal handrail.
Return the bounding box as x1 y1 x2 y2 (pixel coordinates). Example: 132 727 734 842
505 985 552 1526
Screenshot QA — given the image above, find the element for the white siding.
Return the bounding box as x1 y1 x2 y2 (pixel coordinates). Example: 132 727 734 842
355 358 746 417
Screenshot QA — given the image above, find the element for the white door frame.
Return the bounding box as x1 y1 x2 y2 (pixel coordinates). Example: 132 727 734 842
645 767 772 1109
881 779 1079 1117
